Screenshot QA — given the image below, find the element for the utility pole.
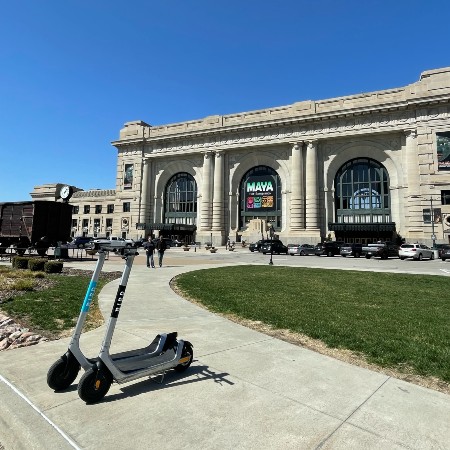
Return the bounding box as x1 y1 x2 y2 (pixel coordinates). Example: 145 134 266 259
269 223 274 266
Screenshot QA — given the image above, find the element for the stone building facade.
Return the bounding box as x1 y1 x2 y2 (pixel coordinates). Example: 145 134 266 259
30 67 450 247
110 67 450 247
68 189 117 238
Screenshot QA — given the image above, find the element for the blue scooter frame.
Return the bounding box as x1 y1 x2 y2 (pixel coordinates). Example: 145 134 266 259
46 250 108 391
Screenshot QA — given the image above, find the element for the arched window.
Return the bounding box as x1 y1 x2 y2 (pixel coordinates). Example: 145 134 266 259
334 158 390 224
164 173 197 225
239 166 282 230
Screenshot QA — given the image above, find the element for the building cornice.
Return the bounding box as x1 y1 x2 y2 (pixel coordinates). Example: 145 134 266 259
72 189 116 198
112 67 450 154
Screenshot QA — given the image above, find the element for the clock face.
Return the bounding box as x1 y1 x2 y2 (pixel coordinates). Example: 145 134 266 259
60 185 72 199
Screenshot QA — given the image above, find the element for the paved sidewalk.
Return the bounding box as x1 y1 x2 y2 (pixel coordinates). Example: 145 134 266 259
0 251 449 449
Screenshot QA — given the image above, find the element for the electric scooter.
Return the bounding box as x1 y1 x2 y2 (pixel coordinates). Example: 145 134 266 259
47 245 193 403
46 250 108 390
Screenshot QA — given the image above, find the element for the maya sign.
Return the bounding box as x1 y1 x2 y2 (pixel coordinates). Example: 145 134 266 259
245 175 276 211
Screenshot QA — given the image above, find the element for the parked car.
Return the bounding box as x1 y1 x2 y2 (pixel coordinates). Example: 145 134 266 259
361 242 399 259
152 238 174 249
249 240 272 252
288 243 316 256
314 241 342 257
434 243 448 258
67 236 93 249
398 243 434 260
260 240 288 255
340 243 363 258
440 246 450 261
92 236 135 250
134 237 146 247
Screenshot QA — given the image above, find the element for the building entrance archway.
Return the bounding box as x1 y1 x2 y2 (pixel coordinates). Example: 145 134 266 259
239 165 282 233
163 172 197 243
330 158 397 243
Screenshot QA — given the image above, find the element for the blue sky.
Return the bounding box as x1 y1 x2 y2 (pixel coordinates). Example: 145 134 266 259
1 0 449 202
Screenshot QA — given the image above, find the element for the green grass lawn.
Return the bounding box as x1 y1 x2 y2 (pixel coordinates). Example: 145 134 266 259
174 265 450 383
0 268 115 338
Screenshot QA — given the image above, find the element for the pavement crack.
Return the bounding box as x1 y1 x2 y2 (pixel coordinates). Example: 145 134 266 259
314 377 398 449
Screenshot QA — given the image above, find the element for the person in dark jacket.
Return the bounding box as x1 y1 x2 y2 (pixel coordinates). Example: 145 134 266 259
143 236 155 268
156 236 167 267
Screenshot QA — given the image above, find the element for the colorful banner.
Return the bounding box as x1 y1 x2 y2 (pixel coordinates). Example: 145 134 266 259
245 175 276 212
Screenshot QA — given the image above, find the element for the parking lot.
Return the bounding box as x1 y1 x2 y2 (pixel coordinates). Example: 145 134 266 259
116 245 450 279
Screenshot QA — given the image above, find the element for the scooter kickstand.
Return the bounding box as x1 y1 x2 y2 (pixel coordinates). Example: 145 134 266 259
154 372 166 384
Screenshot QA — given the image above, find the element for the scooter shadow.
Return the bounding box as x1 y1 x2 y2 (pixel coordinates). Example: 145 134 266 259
100 363 234 404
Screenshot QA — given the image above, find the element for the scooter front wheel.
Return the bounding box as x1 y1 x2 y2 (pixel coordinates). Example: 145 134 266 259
47 355 80 391
78 367 113 403
174 341 193 372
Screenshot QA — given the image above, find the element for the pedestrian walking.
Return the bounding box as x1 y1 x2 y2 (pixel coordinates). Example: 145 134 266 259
156 235 168 267
143 236 155 268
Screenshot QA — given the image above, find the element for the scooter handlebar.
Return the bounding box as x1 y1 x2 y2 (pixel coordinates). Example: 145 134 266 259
87 242 139 255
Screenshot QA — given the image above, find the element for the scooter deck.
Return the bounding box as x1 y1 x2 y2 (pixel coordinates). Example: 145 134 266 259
108 332 179 373
112 348 178 373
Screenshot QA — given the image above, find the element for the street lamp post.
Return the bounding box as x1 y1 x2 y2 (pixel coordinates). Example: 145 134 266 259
269 223 274 266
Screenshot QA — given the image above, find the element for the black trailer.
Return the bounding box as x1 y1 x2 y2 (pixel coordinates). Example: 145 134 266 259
0 201 72 256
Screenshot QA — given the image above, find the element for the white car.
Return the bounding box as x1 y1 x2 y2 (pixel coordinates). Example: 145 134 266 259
398 243 434 260
91 236 135 251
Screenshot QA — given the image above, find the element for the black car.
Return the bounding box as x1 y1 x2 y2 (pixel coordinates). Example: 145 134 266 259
67 236 93 249
152 238 174 249
434 243 449 258
134 237 147 247
249 239 272 252
315 241 342 257
440 245 450 261
260 240 288 255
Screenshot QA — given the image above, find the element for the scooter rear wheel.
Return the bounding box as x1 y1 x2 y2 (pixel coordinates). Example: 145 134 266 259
47 355 80 391
78 367 113 403
174 341 193 372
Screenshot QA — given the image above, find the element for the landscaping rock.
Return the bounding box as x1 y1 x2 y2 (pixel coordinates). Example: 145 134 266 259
0 315 47 351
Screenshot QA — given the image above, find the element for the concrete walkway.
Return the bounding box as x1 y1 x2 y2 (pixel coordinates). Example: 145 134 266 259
0 251 449 449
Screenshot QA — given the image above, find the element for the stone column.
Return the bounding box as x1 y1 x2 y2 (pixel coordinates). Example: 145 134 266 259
212 151 224 231
200 151 213 230
140 158 151 225
153 194 163 224
305 140 319 229
405 129 419 196
228 191 236 233
234 190 240 237
290 142 304 230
